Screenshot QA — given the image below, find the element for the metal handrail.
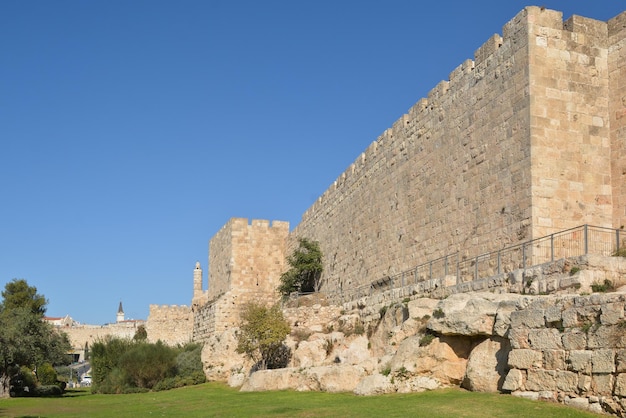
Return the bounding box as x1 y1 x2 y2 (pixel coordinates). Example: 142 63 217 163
321 224 624 304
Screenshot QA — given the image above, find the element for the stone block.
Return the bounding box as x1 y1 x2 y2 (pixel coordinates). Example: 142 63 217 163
568 350 592 373
543 350 566 370
561 308 580 328
562 331 587 350
544 306 562 323
616 349 626 373
615 373 626 397
528 328 563 350
591 349 615 374
508 327 530 349
511 391 539 400
564 396 590 410
600 303 623 325
587 325 615 349
578 374 592 393
592 374 614 396
502 369 524 391
526 369 557 391
508 349 542 369
555 370 579 393
510 309 545 328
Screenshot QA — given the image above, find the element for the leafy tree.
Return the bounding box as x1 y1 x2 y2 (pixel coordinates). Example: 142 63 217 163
0 279 71 396
236 303 290 370
133 325 148 341
278 238 323 296
1 279 47 315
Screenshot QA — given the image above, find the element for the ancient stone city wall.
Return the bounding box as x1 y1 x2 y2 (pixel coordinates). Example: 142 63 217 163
503 292 626 412
290 7 625 297
61 322 141 354
146 304 193 345
192 218 290 342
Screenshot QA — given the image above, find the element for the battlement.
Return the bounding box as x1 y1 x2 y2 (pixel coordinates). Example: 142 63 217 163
146 304 193 345
206 217 289 302
293 5 625 295
300 6 620 229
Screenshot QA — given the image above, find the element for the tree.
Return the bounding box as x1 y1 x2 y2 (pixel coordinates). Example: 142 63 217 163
278 238 323 296
236 303 290 370
0 279 71 396
1 279 47 316
133 325 148 341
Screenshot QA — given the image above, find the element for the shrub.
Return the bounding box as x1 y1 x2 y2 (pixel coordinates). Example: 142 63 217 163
419 334 435 347
37 362 58 386
175 343 203 378
569 266 580 276
432 308 445 319
33 385 63 397
591 279 614 293
353 322 365 336
236 303 291 370
91 337 205 394
119 341 177 389
381 364 391 377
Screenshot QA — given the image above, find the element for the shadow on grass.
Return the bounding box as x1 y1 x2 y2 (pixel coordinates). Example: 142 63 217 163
62 389 92 398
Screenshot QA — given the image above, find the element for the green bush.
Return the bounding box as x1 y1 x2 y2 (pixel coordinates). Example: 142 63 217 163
175 343 203 378
37 362 58 386
419 334 435 347
91 337 205 393
33 385 63 397
591 279 614 293
119 342 177 389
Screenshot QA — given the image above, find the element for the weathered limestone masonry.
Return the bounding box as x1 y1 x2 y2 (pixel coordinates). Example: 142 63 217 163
503 293 626 413
611 12 626 227
62 322 142 359
289 7 626 296
192 218 289 342
146 304 193 345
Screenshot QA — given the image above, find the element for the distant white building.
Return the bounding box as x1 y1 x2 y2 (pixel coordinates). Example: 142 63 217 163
43 314 77 327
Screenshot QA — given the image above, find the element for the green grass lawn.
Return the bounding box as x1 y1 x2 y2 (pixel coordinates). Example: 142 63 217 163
0 383 602 418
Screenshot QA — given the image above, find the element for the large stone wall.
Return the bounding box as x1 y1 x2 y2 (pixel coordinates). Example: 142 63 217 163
503 292 626 413
146 304 193 345
290 6 626 296
192 219 290 342
609 12 626 228
61 322 143 358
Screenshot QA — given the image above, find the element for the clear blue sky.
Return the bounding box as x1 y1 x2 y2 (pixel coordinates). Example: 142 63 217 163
1 1 623 325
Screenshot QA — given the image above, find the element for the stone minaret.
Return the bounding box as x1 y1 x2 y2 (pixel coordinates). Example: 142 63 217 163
192 261 207 308
117 301 125 323
193 261 203 298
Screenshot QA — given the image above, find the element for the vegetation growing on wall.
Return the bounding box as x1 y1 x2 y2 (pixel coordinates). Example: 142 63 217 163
236 303 290 371
278 238 323 296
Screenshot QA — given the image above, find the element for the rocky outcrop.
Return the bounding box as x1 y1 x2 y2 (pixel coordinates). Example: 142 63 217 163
202 286 626 416
240 365 369 392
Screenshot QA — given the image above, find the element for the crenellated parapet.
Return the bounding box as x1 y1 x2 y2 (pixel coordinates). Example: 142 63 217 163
146 304 193 345
293 6 626 297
